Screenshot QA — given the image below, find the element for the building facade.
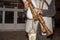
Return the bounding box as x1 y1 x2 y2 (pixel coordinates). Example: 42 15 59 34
0 0 26 31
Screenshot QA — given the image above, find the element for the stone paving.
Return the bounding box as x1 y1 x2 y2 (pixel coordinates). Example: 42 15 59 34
0 27 60 40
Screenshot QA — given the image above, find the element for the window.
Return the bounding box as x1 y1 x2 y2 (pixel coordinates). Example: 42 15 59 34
5 5 14 8
17 12 26 23
0 2 3 8
5 11 14 23
18 0 24 9
18 4 24 9
0 11 3 23
4 1 14 8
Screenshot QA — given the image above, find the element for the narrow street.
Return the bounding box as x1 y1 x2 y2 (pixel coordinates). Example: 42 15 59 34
0 26 60 40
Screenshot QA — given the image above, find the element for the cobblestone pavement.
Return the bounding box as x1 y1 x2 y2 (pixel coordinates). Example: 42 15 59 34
52 27 60 40
0 31 27 40
0 27 60 40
